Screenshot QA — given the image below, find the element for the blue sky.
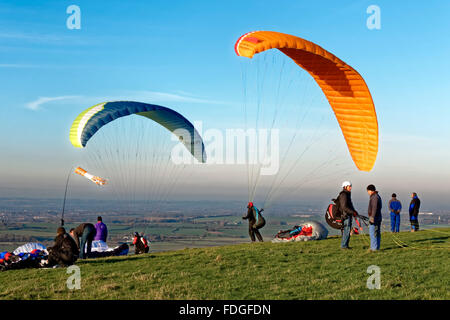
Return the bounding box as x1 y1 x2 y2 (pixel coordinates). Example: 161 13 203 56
1 0 449 209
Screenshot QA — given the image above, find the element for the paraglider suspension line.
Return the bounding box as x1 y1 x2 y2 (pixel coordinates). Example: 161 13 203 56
61 166 74 226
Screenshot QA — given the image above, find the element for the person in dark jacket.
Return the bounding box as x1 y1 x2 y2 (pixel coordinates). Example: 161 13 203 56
242 202 264 242
70 223 96 259
337 181 359 249
367 184 382 251
409 192 421 232
389 193 402 233
47 227 79 266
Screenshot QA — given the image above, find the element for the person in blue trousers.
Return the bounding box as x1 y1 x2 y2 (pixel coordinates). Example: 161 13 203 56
337 181 359 249
367 184 382 251
70 223 96 259
389 193 402 233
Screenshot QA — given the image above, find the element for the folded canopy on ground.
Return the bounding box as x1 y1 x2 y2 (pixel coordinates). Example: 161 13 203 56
86 240 129 256
272 221 329 242
87 243 129 258
13 242 47 255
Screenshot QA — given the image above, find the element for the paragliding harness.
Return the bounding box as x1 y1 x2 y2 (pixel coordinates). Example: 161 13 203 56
325 199 369 233
133 233 149 254
253 207 266 229
325 200 343 230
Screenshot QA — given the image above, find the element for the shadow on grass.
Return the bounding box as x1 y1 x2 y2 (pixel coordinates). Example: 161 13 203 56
78 254 158 265
373 232 450 251
407 235 449 244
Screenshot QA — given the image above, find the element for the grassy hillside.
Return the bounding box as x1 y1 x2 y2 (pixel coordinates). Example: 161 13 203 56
0 228 448 300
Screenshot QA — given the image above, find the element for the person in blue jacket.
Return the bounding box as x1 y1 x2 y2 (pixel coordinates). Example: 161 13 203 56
409 193 421 232
389 193 402 233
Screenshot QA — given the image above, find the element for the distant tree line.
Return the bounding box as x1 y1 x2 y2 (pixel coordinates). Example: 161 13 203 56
0 234 38 243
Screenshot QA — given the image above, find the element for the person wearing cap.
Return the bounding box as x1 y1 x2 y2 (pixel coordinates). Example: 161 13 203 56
94 216 108 242
409 192 421 232
242 202 264 242
389 194 402 233
367 184 382 251
337 181 358 249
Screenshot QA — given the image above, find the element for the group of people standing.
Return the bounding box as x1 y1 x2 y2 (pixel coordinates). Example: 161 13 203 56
337 181 421 252
388 192 421 233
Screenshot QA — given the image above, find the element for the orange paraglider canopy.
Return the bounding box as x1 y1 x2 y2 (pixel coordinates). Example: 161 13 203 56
235 31 378 172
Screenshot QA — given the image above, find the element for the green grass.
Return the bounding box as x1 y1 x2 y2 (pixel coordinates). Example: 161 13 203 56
0 228 448 300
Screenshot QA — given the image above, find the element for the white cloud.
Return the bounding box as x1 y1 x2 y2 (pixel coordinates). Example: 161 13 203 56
26 96 80 111
25 90 231 112
0 32 63 43
0 64 38 68
121 90 226 105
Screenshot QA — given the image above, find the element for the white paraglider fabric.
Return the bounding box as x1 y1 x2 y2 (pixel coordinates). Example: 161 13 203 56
87 240 113 253
13 242 47 255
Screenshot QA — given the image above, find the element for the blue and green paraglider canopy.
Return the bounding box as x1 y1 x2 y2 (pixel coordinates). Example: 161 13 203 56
69 101 206 163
